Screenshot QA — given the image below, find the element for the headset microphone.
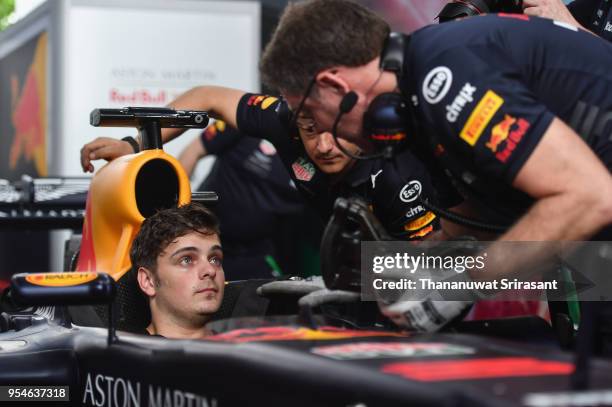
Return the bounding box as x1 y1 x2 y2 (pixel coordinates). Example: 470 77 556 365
331 92 386 161
339 91 358 113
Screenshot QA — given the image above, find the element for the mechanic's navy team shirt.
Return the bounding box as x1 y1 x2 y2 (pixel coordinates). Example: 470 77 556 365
568 0 612 40
235 94 447 239
199 121 303 251
404 14 612 228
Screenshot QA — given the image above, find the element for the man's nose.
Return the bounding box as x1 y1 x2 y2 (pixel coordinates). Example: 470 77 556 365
317 132 334 154
198 261 216 279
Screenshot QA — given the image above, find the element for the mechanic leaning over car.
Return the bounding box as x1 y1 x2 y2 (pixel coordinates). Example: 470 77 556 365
130 202 224 339
258 0 612 332
81 90 453 242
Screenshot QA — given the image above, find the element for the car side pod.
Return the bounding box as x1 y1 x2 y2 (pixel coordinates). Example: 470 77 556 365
11 271 118 344
76 107 209 282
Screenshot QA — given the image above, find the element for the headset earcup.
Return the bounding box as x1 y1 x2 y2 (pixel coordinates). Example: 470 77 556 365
363 93 410 148
438 0 493 23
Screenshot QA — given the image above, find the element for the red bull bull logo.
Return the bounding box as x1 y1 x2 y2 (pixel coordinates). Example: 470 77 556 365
486 114 531 163
9 33 48 176
486 115 516 152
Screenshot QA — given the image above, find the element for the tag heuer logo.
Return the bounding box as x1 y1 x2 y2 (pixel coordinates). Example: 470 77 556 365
292 157 316 182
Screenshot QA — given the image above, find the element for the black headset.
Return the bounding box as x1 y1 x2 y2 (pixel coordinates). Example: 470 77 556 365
328 31 412 161
437 0 523 23
276 31 412 156
362 32 411 157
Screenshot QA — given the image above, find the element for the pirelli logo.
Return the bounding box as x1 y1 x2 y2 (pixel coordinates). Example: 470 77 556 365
460 90 504 146
404 211 436 232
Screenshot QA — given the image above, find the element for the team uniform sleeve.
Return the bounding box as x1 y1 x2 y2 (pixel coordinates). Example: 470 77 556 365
200 121 243 156
416 45 555 185
235 93 289 146
373 152 441 240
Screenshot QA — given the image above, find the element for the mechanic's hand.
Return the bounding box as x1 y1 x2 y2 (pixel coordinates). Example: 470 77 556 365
522 0 581 27
374 264 474 332
373 238 481 332
379 299 471 332
257 276 326 298
80 137 135 173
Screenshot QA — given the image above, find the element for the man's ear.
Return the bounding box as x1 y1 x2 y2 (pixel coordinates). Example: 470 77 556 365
137 267 157 298
316 69 350 96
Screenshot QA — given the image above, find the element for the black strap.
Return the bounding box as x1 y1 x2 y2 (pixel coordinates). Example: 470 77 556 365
121 136 140 153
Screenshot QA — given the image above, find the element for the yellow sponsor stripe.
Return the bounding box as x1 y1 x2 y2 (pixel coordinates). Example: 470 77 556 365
261 97 278 110
460 90 504 146
404 211 436 232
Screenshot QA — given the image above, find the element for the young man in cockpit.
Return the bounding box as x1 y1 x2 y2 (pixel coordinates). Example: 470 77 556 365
130 203 224 339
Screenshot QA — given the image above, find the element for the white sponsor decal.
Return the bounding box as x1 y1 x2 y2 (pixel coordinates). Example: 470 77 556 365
524 390 612 407
605 21 612 32
446 83 476 122
0 340 27 351
554 20 579 31
399 180 422 203
312 342 475 360
259 139 277 156
82 372 218 407
405 205 426 218
422 67 453 104
370 169 383 189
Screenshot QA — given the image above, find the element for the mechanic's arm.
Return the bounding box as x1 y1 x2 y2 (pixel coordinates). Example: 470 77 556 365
522 0 582 26
472 118 612 280
80 86 245 172
163 86 244 139
439 201 500 241
177 136 207 177
522 0 599 35
505 118 611 240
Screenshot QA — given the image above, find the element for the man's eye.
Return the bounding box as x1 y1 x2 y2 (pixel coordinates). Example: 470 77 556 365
179 256 193 265
209 256 223 267
297 121 317 134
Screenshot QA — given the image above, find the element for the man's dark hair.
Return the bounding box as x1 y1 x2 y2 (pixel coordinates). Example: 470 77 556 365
260 0 390 95
130 203 220 272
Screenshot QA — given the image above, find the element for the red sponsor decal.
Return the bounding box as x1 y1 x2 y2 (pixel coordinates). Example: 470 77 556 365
498 13 530 21
247 95 266 106
371 132 407 141
208 326 407 343
109 89 167 105
486 115 530 163
409 224 434 239
203 125 218 141
381 357 573 382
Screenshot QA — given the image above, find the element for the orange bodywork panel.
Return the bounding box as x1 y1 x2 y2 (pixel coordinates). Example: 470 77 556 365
76 149 191 281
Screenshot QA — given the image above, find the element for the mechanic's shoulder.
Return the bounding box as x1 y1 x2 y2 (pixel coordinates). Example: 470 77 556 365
410 14 517 61
376 149 428 185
